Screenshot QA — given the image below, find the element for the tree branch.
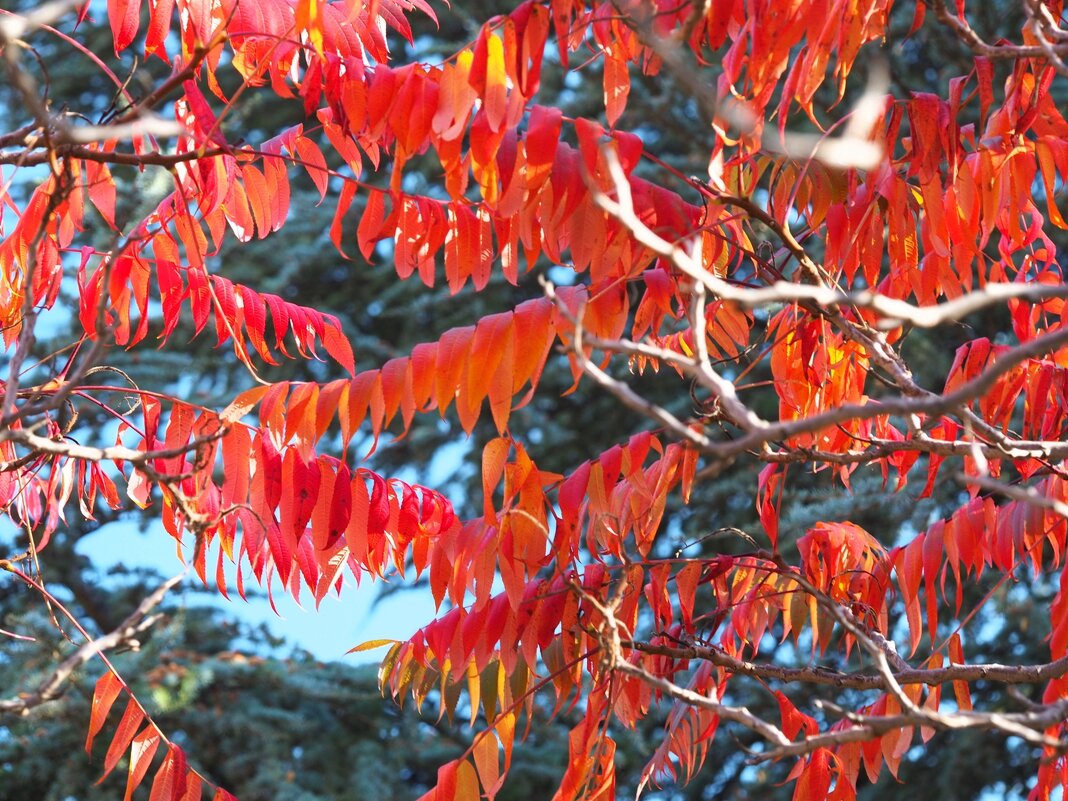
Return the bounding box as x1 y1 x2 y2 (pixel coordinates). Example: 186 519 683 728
0 572 185 714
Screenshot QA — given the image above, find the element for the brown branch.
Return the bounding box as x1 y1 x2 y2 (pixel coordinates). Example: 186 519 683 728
578 326 1068 465
112 37 227 125
0 572 185 715
612 559 1068 762
927 0 1055 59
0 144 228 168
542 277 712 450
577 316 1068 469
613 658 793 747
0 424 225 476
624 640 1068 690
757 697 1068 761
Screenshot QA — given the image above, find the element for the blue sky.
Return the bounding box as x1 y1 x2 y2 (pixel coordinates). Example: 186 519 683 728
76 518 439 664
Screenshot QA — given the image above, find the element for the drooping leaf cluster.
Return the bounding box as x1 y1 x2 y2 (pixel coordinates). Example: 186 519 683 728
6 1 1068 800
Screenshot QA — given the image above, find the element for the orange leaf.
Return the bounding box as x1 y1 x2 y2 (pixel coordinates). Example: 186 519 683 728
472 732 500 797
358 189 389 260
456 759 480 801
99 698 145 781
220 385 271 425
330 180 357 257
460 313 511 432
603 51 630 127
675 562 702 631
178 772 202 801
482 438 511 521
124 726 162 801
948 633 972 711
295 0 325 57
792 748 832 801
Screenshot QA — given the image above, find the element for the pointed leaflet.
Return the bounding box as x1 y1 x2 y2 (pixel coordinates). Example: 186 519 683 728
295 0 326 57
86 670 123 753
181 80 228 150
358 189 389 260
179 773 203 801
79 236 355 373
99 698 146 781
108 0 141 54
149 745 188 801
675 561 702 632
524 106 562 192
331 180 358 257
144 0 175 59
948 633 973 711
229 296 565 454
603 51 630 127
792 748 833 801
220 385 272 425
349 638 399 654
553 694 616 801
472 731 501 799
124 726 162 801
636 663 721 793
456 759 480 801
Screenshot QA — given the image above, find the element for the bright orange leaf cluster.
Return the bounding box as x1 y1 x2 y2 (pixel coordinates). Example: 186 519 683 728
7 0 1068 800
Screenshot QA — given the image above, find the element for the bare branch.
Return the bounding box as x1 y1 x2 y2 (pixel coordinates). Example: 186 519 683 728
0 424 225 476
928 0 1055 59
0 0 83 42
615 658 793 746
0 144 227 168
542 277 712 450
0 572 185 715
611 1 886 169
626 639 1068 690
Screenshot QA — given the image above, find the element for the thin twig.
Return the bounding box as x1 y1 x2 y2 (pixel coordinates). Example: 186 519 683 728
0 572 186 714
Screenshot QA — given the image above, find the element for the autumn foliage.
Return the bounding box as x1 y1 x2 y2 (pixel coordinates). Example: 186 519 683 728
7 0 1068 799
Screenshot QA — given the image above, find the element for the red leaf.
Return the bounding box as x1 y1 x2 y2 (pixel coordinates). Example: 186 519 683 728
331 180 358 257
327 462 353 550
86 670 123 754
524 106 561 193
366 471 390 535
144 0 174 58
776 691 817 741
149 745 188 801
792 748 832 801
320 317 355 376
182 80 227 149
603 51 630 127
108 0 141 53
358 189 389 260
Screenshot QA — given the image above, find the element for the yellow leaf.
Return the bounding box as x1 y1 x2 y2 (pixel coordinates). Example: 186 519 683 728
347 638 398 654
